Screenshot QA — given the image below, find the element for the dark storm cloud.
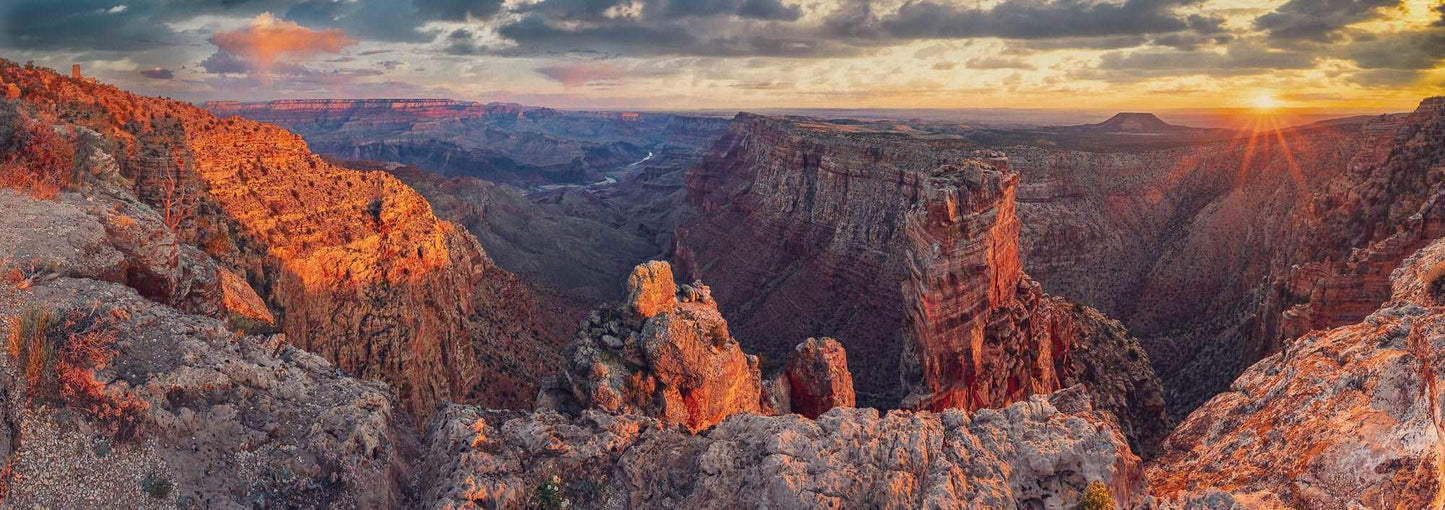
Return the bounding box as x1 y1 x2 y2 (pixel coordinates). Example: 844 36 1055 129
0 0 280 51
1253 0 1402 42
139 67 175 79
876 0 1215 40
481 15 861 58
200 50 252 74
412 0 506 21
1097 41 1316 75
1342 27 1445 70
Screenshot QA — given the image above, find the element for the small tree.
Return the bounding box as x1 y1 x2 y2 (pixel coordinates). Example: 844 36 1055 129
158 155 192 231
1079 481 1116 510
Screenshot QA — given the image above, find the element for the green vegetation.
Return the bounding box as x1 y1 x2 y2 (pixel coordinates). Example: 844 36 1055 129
531 475 567 510
141 474 172 499
1079 481 1116 510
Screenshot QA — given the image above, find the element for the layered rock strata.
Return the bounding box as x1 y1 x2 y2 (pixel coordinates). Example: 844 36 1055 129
676 114 1168 454
0 61 564 422
1148 235 1445 508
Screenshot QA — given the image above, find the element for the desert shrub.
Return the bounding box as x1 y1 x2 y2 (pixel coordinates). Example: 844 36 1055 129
6 305 149 440
141 473 172 499
531 475 567 510
1078 481 1116 510
0 103 77 199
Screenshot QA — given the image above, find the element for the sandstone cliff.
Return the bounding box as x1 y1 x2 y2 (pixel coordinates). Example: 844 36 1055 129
676 114 1169 455
1148 234 1445 509
1009 97 1445 419
0 61 564 423
0 180 415 506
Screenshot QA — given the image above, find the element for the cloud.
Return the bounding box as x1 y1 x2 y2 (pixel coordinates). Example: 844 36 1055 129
536 62 627 86
413 0 506 21
207 12 355 81
1254 0 1401 42
875 0 1214 40
1096 41 1317 76
139 67 173 79
967 56 1035 70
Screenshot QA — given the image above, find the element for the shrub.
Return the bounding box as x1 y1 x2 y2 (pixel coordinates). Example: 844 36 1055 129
531 475 567 510
141 474 172 499
6 305 149 440
1079 481 1116 510
0 104 77 199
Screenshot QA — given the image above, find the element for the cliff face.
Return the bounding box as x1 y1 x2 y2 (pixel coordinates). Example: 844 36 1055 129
0 62 563 423
0 165 415 506
1148 235 1445 508
676 114 1168 455
1011 97 1445 418
207 99 728 188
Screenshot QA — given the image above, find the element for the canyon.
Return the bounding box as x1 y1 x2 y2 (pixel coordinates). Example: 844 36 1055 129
3 59 1445 509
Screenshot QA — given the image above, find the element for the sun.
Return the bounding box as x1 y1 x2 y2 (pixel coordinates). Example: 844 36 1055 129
1250 93 1283 111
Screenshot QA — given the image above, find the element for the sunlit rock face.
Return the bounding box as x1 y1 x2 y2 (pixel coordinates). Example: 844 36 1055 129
783 337 856 419
422 385 1146 510
676 113 1169 455
1148 235 1445 509
1011 96 1445 419
0 62 564 424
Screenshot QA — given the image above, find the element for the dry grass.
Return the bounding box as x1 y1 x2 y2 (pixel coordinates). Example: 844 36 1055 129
6 305 148 440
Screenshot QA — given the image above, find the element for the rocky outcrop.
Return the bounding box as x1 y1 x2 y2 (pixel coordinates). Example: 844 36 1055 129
0 173 414 506
543 262 762 431
677 114 1168 455
0 277 417 508
1147 236 1445 508
783 337 855 419
0 61 565 423
421 385 1145 510
1010 98 1445 419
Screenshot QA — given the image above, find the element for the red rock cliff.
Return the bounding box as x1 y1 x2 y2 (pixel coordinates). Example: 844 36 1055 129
676 114 1169 454
0 61 564 424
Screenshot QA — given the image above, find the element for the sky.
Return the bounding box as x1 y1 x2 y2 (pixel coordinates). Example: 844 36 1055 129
0 0 1442 112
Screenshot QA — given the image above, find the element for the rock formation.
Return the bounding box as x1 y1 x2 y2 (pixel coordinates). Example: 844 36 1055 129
1008 96 1445 419
0 167 414 506
676 114 1169 455
0 61 566 424
542 261 763 431
422 385 1145 510
783 337 855 419
1148 235 1445 508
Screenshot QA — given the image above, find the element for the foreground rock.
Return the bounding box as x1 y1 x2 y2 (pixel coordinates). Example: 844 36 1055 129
0 276 415 508
422 385 1144 510
1148 236 1445 508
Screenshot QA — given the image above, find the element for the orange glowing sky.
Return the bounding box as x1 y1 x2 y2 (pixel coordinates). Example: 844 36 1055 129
1 0 1442 113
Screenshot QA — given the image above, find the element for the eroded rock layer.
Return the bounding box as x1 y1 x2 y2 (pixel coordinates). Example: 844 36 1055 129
1148 235 1445 509
422 385 1145 510
0 61 564 423
676 114 1168 454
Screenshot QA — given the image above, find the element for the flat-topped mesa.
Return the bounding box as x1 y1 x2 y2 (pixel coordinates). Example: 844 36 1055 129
542 261 862 430
677 113 1169 454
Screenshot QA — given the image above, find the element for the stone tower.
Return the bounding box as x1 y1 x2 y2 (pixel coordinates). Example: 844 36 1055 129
71 64 81 80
